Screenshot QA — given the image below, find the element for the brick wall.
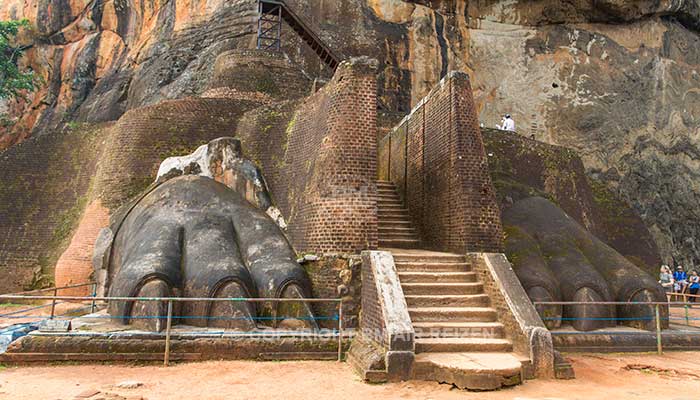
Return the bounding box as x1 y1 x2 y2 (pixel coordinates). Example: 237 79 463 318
377 72 503 254
0 124 105 293
239 58 379 254
207 49 313 102
285 58 379 254
93 97 261 210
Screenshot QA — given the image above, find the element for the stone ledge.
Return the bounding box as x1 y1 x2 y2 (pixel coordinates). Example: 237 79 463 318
469 253 555 379
2 334 345 364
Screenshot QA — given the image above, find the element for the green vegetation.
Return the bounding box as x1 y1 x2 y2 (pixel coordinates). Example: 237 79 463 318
0 19 40 101
32 195 89 289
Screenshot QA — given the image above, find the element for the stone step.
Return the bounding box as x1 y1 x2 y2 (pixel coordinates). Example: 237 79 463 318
401 282 483 295
378 214 411 221
405 294 488 308
379 227 417 234
412 321 505 338
377 188 399 194
391 252 466 263
378 221 413 228
415 338 512 353
378 219 412 226
413 352 523 390
378 213 409 219
399 272 477 283
381 233 419 241
408 307 498 322
394 261 471 273
377 209 409 215
378 227 418 236
376 192 400 199
377 204 407 209
379 227 416 234
377 199 401 205
378 238 421 249
377 204 405 210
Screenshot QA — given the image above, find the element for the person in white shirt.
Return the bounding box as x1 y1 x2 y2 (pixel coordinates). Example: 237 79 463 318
498 114 515 132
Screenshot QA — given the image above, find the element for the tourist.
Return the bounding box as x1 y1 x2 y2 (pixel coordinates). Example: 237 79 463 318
659 265 674 294
498 114 515 132
688 270 700 303
673 265 688 293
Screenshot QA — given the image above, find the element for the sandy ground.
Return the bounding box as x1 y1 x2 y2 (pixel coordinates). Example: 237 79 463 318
669 304 700 328
0 352 699 400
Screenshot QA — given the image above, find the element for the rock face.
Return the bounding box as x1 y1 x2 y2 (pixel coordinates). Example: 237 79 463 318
0 0 698 267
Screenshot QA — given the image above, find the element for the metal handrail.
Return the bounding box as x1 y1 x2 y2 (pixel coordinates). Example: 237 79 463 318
0 292 344 365
7 282 95 296
533 301 687 306
532 300 700 355
0 295 340 302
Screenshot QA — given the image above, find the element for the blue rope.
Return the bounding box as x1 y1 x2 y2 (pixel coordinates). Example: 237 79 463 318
543 316 656 321
550 331 700 336
1 314 339 321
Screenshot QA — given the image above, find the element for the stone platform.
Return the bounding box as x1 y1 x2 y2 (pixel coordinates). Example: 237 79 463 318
1 311 350 363
551 323 700 352
413 352 524 390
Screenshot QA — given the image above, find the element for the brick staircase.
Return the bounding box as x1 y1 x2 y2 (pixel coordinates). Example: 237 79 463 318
376 180 525 390
377 180 420 249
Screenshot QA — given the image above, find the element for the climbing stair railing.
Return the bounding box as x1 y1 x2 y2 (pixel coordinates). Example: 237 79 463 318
256 0 341 70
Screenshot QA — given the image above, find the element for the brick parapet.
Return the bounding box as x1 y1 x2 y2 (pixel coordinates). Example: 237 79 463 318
378 71 503 254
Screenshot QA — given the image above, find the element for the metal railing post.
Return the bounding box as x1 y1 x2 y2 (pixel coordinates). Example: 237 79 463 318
49 288 58 319
337 300 343 362
655 304 662 355
164 300 173 366
90 283 97 314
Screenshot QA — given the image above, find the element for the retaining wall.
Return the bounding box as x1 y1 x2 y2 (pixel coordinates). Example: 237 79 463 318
377 71 503 254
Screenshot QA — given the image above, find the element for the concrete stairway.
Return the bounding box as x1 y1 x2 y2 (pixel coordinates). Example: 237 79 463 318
377 180 420 249
389 249 525 390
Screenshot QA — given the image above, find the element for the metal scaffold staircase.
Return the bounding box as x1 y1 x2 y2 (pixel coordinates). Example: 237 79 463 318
256 0 341 71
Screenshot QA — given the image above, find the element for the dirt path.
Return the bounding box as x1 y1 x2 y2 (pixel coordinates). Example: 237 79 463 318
669 304 700 328
1 352 699 400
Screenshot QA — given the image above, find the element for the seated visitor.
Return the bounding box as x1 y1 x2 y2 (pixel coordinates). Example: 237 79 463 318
498 114 516 132
673 266 688 293
688 271 700 303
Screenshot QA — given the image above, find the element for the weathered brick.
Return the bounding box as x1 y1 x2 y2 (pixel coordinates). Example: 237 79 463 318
378 72 503 253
